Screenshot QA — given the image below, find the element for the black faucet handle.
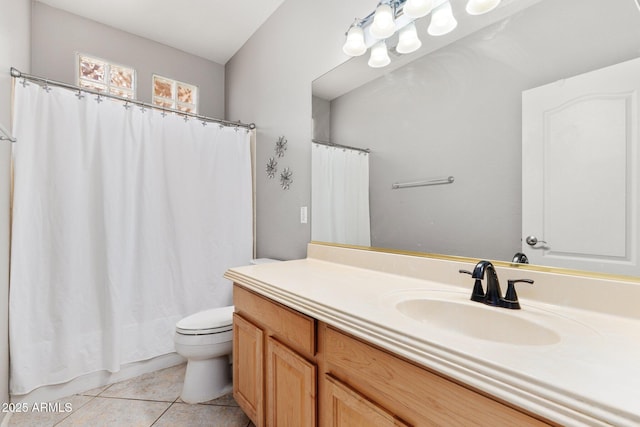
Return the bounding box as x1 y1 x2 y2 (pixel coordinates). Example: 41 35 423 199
502 279 534 309
459 269 485 302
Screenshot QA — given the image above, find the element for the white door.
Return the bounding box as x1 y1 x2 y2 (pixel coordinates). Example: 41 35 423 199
522 56 640 276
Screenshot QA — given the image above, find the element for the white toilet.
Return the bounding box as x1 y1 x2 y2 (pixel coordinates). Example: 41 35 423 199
174 305 234 404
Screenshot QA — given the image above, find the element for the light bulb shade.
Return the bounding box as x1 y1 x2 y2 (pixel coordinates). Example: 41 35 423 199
370 3 396 39
368 41 391 68
342 26 367 56
403 0 434 19
428 1 458 36
396 22 422 54
466 0 501 15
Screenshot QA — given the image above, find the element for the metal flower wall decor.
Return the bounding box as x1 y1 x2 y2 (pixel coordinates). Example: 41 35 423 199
266 157 278 179
275 136 287 157
266 135 293 190
280 167 293 190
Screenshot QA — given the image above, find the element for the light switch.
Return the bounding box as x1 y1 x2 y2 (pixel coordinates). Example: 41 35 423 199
300 206 308 224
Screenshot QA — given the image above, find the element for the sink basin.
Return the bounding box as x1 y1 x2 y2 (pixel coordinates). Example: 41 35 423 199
394 296 561 346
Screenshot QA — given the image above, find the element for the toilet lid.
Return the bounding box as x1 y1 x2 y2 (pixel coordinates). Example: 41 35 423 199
176 306 234 335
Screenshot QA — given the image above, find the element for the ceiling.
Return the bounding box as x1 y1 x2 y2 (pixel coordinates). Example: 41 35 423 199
36 0 287 65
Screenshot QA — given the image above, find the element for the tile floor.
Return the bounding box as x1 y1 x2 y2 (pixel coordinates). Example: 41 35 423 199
7 364 254 427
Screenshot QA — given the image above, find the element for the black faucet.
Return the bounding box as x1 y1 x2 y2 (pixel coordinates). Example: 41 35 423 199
459 260 534 309
471 260 503 307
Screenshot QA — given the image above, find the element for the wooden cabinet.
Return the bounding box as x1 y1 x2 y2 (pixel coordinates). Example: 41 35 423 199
233 284 554 427
232 313 263 425
320 324 552 427
233 285 317 427
324 374 410 427
266 337 316 427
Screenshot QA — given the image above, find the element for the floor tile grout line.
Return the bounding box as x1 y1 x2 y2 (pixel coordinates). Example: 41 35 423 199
149 400 176 427
76 383 113 399
73 392 240 407
86 395 181 404
148 395 181 427
52 394 98 426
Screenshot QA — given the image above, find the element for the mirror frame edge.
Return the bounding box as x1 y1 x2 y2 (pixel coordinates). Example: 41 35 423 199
310 241 640 284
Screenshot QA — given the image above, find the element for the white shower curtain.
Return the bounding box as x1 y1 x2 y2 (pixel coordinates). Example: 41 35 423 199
9 82 253 395
311 143 370 246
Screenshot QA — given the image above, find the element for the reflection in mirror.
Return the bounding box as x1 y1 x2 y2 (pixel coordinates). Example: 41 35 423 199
311 0 640 278
311 140 371 246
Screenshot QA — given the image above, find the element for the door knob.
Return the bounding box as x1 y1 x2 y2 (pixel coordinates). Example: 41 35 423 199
525 235 547 247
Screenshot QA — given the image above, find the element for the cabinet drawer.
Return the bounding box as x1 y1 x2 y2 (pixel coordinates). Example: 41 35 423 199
323 325 551 427
324 374 410 427
234 284 316 357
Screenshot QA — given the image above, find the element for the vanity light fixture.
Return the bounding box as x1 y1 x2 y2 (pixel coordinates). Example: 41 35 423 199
404 0 434 18
342 24 367 56
370 3 397 39
396 22 422 54
368 40 392 67
466 0 501 15
427 1 458 36
343 0 501 68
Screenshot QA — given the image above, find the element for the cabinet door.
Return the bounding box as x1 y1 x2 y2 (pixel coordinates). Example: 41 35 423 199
233 313 264 427
266 336 316 427
324 374 410 427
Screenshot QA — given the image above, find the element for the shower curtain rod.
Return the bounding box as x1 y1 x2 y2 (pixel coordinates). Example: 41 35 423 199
9 67 256 130
312 138 370 154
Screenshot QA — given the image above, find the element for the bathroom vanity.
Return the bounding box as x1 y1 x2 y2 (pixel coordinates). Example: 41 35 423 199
224 243 640 427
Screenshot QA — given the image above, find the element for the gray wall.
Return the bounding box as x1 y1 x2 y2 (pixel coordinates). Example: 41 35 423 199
226 0 371 260
327 0 640 261
312 96 330 142
0 0 31 414
32 2 225 118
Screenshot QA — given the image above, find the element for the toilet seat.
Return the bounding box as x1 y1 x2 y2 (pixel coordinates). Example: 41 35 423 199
176 306 234 336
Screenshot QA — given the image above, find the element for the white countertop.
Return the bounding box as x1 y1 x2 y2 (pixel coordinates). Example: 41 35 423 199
225 244 640 426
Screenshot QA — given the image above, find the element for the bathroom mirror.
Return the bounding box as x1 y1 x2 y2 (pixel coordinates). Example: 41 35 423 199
311 0 640 280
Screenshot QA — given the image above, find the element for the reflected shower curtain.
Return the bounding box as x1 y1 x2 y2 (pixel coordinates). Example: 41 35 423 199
9 82 252 394
311 143 370 246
